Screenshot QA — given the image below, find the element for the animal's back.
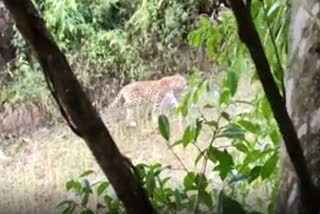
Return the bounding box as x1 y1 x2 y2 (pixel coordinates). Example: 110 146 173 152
103 74 188 127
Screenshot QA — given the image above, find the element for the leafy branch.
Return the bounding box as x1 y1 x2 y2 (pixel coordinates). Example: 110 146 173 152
228 0 320 213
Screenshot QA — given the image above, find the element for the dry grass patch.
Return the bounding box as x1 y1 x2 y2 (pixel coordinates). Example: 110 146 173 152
0 77 259 213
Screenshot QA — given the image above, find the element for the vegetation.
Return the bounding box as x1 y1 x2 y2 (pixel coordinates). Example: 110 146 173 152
1 0 289 213
1 0 201 108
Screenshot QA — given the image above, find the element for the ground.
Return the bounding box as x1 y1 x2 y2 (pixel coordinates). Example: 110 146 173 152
0 76 262 213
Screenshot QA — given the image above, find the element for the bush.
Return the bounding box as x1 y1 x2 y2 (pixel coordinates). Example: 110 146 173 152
57 0 288 213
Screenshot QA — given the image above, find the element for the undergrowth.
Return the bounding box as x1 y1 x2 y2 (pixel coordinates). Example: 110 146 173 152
0 0 289 213
56 0 288 213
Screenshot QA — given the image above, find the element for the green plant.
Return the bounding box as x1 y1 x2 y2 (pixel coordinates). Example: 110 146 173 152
2 0 287 212
58 68 281 213
4 0 202 108
161 75 280 213
57 0 287 212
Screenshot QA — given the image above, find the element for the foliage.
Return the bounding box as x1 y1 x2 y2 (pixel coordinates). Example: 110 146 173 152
58 71 282 213
0 0 288 212
58 163 266 214
188 0 287 93
166 74 280 213
57 0 287 213
2 0 204 110
173 0 287 210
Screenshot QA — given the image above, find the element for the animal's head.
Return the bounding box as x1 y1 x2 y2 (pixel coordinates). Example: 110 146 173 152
160 74 188 91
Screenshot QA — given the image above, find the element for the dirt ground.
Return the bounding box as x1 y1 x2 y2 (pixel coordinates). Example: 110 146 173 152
0 111 206 213
0 77 263 214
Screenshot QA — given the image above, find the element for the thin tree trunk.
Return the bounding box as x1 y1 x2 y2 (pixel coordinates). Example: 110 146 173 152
1 0 156 213
228 0 320 213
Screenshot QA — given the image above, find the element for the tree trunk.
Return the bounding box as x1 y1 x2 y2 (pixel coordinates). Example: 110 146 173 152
277 0 320 213
228 0 320 212
1 0 156 213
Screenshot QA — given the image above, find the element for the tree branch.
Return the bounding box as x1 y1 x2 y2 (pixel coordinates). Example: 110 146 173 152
228 0 320 213
1 0 156 213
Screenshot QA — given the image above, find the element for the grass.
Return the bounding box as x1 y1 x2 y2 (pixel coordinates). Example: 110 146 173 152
0 75 263 213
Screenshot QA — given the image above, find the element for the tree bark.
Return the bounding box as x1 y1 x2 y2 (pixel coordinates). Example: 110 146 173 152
1 0 156 213
277 0 320 213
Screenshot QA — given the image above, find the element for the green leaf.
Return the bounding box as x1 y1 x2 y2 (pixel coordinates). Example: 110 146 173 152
206 26 222 58
249 166 262 183
80 209 95 214
261 153 278 179
260 96 272 120
187 30 203 47
194 119 203 142
219 89 231 106
158 114 170 141
221 112 231 121
269 126 282 145
169 139 183 149
237 120 260 134
176 91 191 117
198 15 210 28
66 180 82 192
221 193 247 214
192 80 207 103
233 142 249 154
188 72 200 87
62 204 75 214
81 192 90 207
195 173 209 190
161 177 171 186
242 150 264 167
226 70 238 96
79 170 94 177
183 172 197 191
208 148 234 180
199 190 213 208
205 120 218 128
182 125 194 147
219 123 245 139
97 182 109 196
146 176 156 193
229 174 250 185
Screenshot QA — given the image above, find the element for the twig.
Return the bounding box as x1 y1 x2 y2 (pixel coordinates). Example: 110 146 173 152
165 140 189 173
193 107 224 214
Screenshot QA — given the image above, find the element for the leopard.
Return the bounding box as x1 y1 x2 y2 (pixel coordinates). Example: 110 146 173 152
103 73 188 128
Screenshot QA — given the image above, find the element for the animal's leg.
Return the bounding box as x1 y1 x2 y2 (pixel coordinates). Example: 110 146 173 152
126 107 137 128
151 104 161 124
161 90 179 110
151 90 179 124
